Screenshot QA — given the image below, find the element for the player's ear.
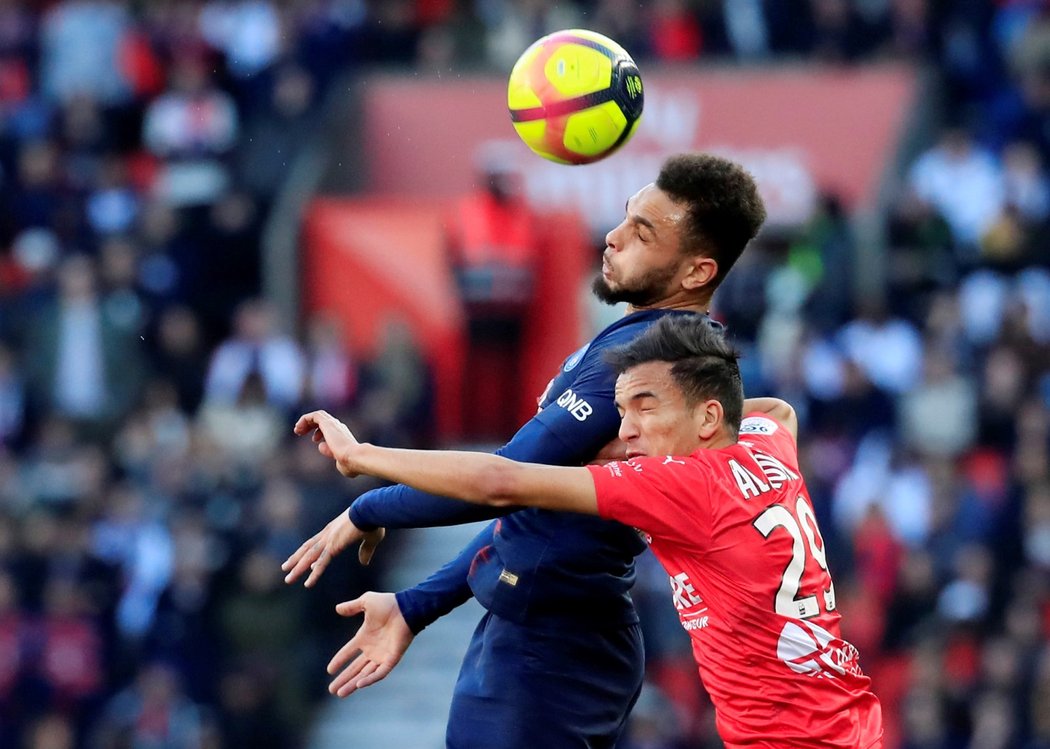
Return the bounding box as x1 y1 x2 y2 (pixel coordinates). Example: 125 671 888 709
681 255 718 292
696 399 723 441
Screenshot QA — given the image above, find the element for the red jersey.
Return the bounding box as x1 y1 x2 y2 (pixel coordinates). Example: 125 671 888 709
588 413 883 748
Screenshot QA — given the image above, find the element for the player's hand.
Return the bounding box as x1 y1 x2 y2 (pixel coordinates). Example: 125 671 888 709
590 436 629 465
282 512 386 587
327 592 414 697
294 410 361 477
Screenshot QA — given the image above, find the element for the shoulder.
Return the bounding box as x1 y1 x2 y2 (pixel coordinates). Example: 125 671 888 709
596 310 710 347
739 414 784 438
624 454 713 484
738 413 799 464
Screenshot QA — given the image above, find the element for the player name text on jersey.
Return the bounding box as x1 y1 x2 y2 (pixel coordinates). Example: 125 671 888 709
728 449 800 500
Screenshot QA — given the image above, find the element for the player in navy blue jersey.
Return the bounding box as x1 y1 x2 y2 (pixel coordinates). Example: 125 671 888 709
283 152 767 749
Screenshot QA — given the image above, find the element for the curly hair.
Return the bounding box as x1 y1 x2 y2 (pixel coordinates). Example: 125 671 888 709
656 153 766 289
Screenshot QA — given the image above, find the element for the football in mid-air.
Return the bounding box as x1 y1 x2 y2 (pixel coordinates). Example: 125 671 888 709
507 29 644 165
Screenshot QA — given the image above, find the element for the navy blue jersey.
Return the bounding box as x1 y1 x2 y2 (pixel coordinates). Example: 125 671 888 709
352 309 709 630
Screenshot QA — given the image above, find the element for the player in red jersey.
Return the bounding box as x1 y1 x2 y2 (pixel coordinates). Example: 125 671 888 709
295 314 884 748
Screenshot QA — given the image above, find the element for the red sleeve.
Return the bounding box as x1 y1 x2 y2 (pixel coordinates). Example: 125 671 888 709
738 411 799 469
586 456 713 548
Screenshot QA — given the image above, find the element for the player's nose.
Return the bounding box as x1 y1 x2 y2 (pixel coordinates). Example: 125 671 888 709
618 416 638 443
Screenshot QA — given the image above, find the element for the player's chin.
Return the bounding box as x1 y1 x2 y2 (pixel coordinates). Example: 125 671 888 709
591 275 620 300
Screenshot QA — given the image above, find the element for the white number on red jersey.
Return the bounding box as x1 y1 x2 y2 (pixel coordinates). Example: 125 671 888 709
753 496 836 619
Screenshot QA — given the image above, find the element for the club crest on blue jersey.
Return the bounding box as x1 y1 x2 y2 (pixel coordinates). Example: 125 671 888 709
563 344 589 372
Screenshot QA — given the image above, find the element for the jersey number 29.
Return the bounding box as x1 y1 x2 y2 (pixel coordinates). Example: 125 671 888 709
753 496 836 619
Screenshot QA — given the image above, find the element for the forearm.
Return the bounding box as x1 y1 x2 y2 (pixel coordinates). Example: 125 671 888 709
345 445 518 507
349 417 596 529
343 443 596 514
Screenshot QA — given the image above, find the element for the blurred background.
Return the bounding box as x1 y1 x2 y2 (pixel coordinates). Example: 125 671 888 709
0 1 1048 748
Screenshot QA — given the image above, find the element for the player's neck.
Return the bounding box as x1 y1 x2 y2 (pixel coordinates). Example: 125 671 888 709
703 433 738 451
626 296 711 316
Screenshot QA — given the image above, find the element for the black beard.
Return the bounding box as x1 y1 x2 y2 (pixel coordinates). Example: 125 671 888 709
591 260 680 307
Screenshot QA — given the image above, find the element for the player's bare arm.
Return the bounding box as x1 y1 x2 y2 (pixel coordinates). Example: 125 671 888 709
294 410 599 515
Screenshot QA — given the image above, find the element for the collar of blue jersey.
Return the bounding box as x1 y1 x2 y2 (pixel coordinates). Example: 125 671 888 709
607 308 719 333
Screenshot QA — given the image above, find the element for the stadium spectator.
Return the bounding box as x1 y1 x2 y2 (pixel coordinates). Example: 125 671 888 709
198 0 282 82
905 126 1005 263
898 343 979 458
302 313 359 412
149 307 209 413
23 254 146 436
40 0 132 107
142 49 239 207
0 344 25 447
90 661 211 749
197 371 285 466
203 298 304 410
446 145 539 440
481 0 582 70
235 63 319 203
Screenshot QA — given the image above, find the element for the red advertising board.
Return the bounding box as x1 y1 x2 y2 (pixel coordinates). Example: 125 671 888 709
359 65 916 231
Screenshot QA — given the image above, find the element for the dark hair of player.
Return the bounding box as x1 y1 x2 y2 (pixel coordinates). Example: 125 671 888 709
606 315 744 437
656 153 767 289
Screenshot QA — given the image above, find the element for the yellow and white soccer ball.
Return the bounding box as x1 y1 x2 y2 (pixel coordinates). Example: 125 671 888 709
507 29 644 165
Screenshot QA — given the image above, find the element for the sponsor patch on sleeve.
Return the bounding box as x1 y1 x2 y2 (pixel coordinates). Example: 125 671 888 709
562 344 589 372
740 416 778 435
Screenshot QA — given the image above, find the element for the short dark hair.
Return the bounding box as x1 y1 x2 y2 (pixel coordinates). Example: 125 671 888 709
606 315 744 436
656 153 766 289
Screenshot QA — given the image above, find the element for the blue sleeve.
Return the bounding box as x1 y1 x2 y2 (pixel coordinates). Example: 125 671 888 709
395 522 495 633
349 387 623 531
375 347 624 632
350 419 566 530
529 360 622 459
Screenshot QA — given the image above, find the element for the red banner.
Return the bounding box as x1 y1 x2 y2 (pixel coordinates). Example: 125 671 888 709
360 65 916 230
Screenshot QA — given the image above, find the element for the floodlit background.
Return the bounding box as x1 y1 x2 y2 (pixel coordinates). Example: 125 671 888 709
0 1 1048 748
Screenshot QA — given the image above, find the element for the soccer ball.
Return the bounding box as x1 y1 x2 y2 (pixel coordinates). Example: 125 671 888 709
507 29 644 165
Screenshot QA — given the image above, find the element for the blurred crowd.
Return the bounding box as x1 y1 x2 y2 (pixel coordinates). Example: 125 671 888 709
0 2 442 748
0 1 1048 749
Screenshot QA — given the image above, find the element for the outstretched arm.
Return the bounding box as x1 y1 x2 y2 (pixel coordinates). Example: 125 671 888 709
347 415 606 531
282 413 610 586
296 411 597 514
286 357 622 585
